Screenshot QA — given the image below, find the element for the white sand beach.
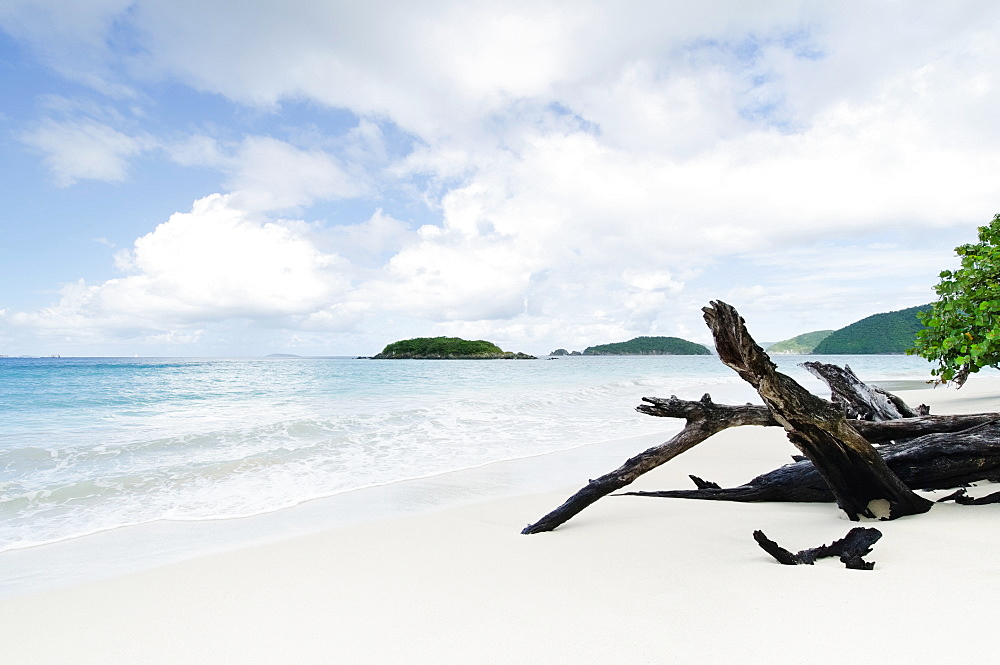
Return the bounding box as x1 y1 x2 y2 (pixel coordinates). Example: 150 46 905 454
2 378 999 664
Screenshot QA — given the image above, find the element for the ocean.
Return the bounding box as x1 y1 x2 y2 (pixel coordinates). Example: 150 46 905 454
0 353 935 595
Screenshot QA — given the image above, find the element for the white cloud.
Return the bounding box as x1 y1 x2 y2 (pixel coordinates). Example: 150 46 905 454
324 209 413 267
6 1 1000 354
225 136 367 211
12 195 351 334
21 118 154 185
167 134 367 212
371 234 533 321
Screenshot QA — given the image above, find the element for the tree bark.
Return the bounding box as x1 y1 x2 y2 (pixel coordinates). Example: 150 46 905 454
851 413 998 443
801 361 923 420
702 301 933 520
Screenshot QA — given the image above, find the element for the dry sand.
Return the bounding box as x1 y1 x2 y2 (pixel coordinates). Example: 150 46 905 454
2 377 999 664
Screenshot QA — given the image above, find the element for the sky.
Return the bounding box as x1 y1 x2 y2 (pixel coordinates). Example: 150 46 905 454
1 0 998 357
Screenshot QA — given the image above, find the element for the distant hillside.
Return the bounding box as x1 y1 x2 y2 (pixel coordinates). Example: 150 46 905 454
767 330 834 354
372 337 535 359
812 305 931 354
583 336 711 356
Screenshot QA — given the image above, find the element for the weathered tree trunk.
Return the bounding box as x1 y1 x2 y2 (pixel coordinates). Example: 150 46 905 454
801 361 924 420
702 301 933 520
522 393 999 533
622 420 1000 503
520 395 776 534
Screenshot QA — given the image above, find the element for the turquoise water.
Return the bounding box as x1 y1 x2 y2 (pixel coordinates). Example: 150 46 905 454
0 354 935 553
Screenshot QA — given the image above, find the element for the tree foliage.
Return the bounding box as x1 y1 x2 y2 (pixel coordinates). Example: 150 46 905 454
909 213 1000 386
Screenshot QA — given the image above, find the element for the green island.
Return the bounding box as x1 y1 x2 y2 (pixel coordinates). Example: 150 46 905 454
767 330 834 354
582 336 711 356
372 337 536 359
813 304 930 354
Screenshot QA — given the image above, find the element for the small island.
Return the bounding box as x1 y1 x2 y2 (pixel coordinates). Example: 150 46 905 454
372 337 536 359
582 336 711 355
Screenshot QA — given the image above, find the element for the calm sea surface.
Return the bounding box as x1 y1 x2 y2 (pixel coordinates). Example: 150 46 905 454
0 354 934 554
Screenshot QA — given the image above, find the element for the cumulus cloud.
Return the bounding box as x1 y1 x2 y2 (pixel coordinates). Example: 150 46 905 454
12 195 350 334
374 232 533 321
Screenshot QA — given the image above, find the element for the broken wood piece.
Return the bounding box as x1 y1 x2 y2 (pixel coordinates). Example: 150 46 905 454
935 488 1000 505
753 527 882 570
689 475 721 489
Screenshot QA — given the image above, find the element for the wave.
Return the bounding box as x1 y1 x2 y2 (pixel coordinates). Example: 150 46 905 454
0 355 933 552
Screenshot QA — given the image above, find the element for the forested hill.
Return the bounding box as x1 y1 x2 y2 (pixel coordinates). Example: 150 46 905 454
812 304 931 354
372 337 535 359
767 330 834 354
583 336 711 355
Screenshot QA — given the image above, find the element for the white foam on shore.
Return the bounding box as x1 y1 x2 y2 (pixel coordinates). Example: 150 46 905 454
0 427 681 599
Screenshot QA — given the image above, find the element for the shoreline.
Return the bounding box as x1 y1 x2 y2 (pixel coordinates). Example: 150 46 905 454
3 376 999 663
0 427 683 600
2 372 948 600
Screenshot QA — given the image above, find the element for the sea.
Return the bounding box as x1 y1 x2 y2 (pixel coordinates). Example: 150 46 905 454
0 353 936 596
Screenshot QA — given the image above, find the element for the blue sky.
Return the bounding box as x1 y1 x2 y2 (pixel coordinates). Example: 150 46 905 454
1 0 998 356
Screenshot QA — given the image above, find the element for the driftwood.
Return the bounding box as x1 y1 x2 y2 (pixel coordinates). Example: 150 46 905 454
753 527 882 570
642 399 995 444
521 396 999 532
622 420 1000 503
521 300 999 534
703 301 932 520
801 361 924 420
